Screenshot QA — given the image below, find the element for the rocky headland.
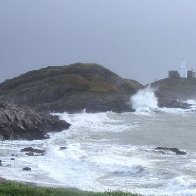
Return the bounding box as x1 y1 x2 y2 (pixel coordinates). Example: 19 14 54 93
0 63 143 113
1 63 195 141
150 78 196 108
0 102 70 140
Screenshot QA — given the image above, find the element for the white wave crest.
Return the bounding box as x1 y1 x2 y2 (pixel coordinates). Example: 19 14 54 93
131 87 158 114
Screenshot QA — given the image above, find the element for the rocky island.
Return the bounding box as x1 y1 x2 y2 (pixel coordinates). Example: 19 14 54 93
2 62 196 141
150 78 196 108
150 62 196 108
0 63 143 113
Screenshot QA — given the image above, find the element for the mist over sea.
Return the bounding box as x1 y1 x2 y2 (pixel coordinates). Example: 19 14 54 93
0 88 196 196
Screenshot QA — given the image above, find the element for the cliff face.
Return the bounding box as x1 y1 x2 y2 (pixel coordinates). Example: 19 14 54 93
0 63 141 113
0 102 70 140
150 78 196 108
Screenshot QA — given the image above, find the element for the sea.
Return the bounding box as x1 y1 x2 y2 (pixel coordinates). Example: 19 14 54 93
0 88 196 196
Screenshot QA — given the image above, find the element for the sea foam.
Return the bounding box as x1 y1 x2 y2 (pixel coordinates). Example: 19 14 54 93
131 86 158 114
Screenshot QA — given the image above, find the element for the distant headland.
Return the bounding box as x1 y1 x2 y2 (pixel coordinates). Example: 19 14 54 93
151 59 196 107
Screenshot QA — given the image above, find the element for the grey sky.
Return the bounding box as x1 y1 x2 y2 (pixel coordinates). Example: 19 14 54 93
1 0 196 84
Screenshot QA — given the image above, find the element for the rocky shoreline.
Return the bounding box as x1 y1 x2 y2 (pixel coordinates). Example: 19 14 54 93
0 63 196 142
151 78 196 106
0 101 70 140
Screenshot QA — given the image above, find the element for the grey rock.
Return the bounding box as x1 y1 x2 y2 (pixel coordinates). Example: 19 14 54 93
150 78 196 108
0 102 71 140
155 147 187 155
22 167 31 171
20 147 45 154
25 152 35 156
60 146 67 150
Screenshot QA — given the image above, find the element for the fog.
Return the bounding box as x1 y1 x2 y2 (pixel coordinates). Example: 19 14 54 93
1 0 196 84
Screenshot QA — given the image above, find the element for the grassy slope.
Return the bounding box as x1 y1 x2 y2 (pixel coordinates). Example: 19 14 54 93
0 182 141 196
0 63 125 93
0 63 137 112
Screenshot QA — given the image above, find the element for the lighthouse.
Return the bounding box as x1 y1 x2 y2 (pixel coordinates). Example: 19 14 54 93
179 59 187 78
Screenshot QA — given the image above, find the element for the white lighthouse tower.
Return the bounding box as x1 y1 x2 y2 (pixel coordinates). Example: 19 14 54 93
179 59 187 78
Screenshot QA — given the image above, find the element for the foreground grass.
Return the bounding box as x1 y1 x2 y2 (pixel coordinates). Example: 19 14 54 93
0 182 141 196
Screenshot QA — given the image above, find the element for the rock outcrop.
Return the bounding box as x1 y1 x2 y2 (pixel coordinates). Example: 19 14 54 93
0 63 142 113
0 102 70 140
155 147 187 155
150 78 196 108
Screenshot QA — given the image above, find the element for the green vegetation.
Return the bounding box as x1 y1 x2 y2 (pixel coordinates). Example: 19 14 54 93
0 63 138 113
0 182 141 196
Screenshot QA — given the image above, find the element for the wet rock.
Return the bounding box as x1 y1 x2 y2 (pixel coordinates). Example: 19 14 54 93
157 98 191 109
60 146 67 150
10 158 15 161
155 147 187 155
25 152 35 156
151 78 196 104
22 167 31 171
0 160 2 166
0 101 71 140
21 147 45 156
21 147 45 154
11 154 18 157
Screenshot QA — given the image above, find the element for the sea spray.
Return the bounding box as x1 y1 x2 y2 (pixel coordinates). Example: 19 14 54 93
131 86 158 113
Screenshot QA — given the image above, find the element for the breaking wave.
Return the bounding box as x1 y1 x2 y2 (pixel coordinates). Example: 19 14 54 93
0 111 196 195
131 86 158 114
131 87 196 114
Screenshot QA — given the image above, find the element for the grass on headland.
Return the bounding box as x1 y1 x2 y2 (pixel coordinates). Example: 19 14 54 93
0 182 141 196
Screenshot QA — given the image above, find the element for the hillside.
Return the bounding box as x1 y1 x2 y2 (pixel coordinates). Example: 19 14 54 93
0 63 141 113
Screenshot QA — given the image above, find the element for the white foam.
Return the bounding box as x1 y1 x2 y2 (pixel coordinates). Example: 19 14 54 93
131 86 158 115
185 99 196 105
55 112 133 133
130 87 196 115
1 111 196 195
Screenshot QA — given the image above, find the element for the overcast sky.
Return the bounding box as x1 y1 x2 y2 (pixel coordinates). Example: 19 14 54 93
1 0 196 84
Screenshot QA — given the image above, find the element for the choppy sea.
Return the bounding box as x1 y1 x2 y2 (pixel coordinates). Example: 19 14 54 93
0 88 196 196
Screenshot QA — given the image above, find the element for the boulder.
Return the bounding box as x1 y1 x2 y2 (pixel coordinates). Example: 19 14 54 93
20 147 45 154
59 146 67 150
22 167 31 171
155 147 187 155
